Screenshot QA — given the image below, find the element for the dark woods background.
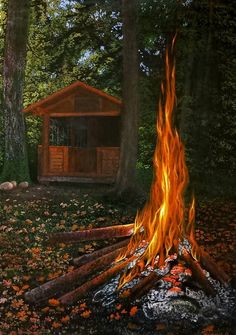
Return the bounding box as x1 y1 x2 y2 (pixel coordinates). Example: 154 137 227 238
0 0 235 197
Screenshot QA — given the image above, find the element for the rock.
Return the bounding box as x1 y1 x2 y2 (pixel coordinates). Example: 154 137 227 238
10 181 17 188
0 182 14 191
18 181 29 189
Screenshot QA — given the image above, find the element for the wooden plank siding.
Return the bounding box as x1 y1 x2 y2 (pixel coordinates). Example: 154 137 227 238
38 145 120 178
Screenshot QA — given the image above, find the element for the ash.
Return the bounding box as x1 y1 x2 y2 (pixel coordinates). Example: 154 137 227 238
93 248 236 327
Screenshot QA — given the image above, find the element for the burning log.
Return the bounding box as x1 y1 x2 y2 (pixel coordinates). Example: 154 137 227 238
59 256 136 305
73 239 130 266
25 246 126 304
49 224 134 244
181 251 215 296
198 248 231 285
121 271 162 301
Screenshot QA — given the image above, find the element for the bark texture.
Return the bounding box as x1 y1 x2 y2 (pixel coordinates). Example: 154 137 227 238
114 0 139 197
1 0 31 183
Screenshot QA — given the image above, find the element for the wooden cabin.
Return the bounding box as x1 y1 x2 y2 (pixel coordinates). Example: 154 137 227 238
23 81 121 183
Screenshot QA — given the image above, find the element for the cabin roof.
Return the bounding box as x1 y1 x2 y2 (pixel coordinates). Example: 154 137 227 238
23 80 122 114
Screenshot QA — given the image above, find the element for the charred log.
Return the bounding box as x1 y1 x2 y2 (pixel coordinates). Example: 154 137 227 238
25 246 126 304
49 224 134 244
73 239 130 266
59 256 136 305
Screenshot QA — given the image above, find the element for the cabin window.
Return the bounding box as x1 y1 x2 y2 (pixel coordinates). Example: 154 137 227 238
50 117 88 147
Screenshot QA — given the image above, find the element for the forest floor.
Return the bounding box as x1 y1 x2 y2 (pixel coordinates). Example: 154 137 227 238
0 184 235 335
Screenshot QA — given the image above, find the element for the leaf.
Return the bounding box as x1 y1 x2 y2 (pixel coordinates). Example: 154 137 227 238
24 219 33 225
81 309 91 318
12 285 20 292
61 315 70 323
52 322 62 328
48 298 60 306
116 304 122 310
129 306 138 316
71 224 78 231
114 312 121 320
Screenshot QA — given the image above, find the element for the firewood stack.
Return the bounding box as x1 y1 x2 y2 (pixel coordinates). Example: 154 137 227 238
24 224 231 306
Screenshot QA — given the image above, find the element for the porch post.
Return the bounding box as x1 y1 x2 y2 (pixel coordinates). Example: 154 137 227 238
42 114 50 176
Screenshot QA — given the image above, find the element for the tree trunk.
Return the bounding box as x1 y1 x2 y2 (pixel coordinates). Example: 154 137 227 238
113 0 139 197
0 0 31 183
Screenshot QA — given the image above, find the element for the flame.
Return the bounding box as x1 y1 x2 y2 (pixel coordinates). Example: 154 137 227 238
117 38 198 289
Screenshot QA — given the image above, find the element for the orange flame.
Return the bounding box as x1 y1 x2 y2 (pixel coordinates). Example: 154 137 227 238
117 38 198 289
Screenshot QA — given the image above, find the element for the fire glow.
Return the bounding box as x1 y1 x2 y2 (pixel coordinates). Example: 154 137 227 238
117 38 198 288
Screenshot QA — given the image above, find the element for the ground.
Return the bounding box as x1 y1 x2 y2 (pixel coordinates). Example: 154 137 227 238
0 184 235 335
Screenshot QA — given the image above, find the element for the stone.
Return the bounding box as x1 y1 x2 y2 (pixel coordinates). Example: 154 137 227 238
10 181 17 188
0 182 14 191
18 181 29 189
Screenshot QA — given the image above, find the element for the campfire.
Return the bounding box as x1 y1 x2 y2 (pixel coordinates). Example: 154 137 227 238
25 41 234 325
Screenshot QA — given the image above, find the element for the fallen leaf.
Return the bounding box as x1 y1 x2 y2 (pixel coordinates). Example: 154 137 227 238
81 309 91 318
129 306 138 316
52 322 61 328
48 298 60 306
61 315 70 323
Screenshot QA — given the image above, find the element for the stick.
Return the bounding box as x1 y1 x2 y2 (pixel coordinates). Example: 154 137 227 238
49 224 134 244
59 256 136 305
25 246 126 304
73 239 130 266
199 248 231 285
182 250 215 296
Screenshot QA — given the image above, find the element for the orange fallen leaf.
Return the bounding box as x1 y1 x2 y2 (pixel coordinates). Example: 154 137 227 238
79 302 87 309
52 322 62 328
114 312 121 320
23 275 31 281
116 304 122 310
41 307 50 313
81 309 91 318
61 315 70 323
71 224 78 231
63 253 70 260
129 306 138 316
22 284 30 290
121 309 127 314
37 276 45 283
12 285 20 292
48 298 60 306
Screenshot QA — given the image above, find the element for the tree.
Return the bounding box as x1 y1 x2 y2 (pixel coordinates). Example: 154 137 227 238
113 0 139 197
0 0 31 183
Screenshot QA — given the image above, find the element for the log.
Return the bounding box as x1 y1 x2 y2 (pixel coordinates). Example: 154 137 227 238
121 271 161 300
49 224 134 244
25 246 126 304
199 248 231 285
59 255 136 305
182 250 215 296
73 238 130 266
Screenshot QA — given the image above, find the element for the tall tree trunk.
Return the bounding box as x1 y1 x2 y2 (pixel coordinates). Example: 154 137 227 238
0 0 31 183
114 0 139 197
